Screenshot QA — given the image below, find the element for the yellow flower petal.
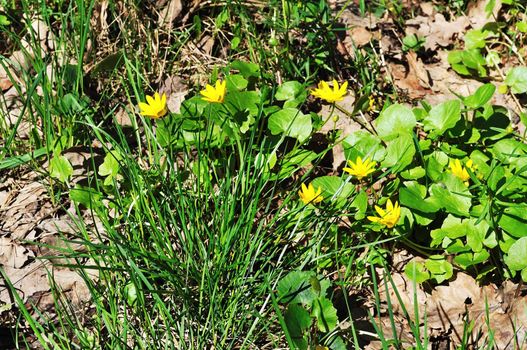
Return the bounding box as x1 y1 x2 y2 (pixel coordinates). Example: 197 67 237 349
138 92 168 119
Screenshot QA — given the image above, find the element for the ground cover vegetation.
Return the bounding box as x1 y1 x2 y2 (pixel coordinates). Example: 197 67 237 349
0 0 527 349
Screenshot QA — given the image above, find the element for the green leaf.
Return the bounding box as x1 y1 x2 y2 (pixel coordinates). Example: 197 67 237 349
284 304 311 350
504 237 527 271
491 139 527 163
381 134 415 172
373 104 416 141
49 155 73 182
425 255 453 283
90 51 124 76
454 250 490 269
0 14 11 26
327 336 347 350
499 205 527 238
400 181 440 213
230 60 260 78
517 22 527 33
180 96 209 118
275 81 304 101
462 49 487 76
429 174 472 217
284 149 318 167
425 151 448 181
69 185 102 209
225 90 260 117
311 297 338 333
400 166 426 180
99 151 121 178
521 267 527 282
423 99 461 135
505 66 527 94
431 215 466 246
464 84 496 109
225 74 248 91
351 190 368 219
124 282 138 306
268 108 312 142
464 29 490 50
277 271 330 305
311 176 354 200
404 259 430 283
342 130 386 162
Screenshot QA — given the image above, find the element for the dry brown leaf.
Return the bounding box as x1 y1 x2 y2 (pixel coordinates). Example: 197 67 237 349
377 270 527 348
406 13 470 51
419 2 435 17
467 0 502 29
115 107 133 127
0 66 13 91
159 75 188 114
388 53 432 99
158 0 183 30
0 263 49 303
349 27 372 48
0 237 31 269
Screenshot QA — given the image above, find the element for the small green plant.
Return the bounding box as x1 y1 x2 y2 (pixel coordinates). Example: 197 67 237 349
402 33 426 52
276 270 344 350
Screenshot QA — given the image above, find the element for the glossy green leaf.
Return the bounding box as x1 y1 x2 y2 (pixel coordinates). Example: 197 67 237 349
381 134 415 172
429 174 471 217
284 304 311 350
400 181 440 213
404 260 430 283
373 104 416 141
49 155 73 182
504 237 527 271
423 99 461 135
275 81 304 101
311 297 338 332
268 108 312 142
504 66 527 94
499 205 527 238
425 255 453 283
311 176 354 199
69 185 102 209
343 130 386 162
464 84 496 109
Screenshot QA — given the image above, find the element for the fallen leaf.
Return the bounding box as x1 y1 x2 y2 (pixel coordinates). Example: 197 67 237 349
158 0 183 30
388 53 432 99
0 237 31 269
159 75 188 114
376 269 527 348
467 0 502 29
406 13 470 51
349 27 372 47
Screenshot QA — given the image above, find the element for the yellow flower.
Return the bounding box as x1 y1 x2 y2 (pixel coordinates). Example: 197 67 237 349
448 159 475 183
138 92 168 119
368 96 375 111
368 199 401 229
200 80 227 103
311 80 348 103
343 156 376 180
298 182 323 205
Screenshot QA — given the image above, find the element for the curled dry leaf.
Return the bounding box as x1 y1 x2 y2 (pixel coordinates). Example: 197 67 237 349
388 52 432 99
